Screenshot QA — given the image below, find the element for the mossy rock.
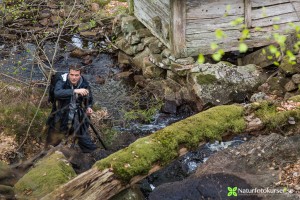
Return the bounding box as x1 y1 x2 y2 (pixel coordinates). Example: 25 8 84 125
0 161 11 180
14 151 76 199
288 95 300 102
196 74 217 85
0 185 14 199
95 105 246 181
254 101 300 129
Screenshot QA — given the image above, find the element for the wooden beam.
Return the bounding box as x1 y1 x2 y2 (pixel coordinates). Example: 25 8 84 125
245 0 252 28
171 0 186 58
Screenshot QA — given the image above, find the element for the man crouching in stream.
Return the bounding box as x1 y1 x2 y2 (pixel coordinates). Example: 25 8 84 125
46 64 97 153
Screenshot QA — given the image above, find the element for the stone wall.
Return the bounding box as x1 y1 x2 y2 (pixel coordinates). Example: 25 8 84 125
113 15 269 114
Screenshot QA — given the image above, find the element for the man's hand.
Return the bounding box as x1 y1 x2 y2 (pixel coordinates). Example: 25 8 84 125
74 88 89 96
86 107 93 116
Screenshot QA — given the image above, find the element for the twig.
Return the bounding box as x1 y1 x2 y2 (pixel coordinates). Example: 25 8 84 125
105 34 119 49
16 0 79 153
0 73 30 86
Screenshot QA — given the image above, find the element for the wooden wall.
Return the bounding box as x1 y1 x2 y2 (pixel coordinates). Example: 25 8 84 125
183 0 300 57
134 0 171 48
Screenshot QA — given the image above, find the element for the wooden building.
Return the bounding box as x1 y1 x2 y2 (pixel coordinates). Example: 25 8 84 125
133 0 300 58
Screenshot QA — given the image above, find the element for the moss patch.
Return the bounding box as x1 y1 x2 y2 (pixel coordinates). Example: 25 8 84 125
0 161 11 179
14 152 76 199
288 95 300 102
196 74 217 85
255 101 300 129
94 105 246 181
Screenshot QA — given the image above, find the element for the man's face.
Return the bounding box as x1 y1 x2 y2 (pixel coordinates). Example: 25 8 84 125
69 69 81 85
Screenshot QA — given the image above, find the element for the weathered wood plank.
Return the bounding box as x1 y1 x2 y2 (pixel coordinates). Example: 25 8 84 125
252 12 299 27
187 0 244 19
134 0 171 48
251 3 297 20
170 0 186 58
252 0 290 8
245 0 252 28
186 15 244 33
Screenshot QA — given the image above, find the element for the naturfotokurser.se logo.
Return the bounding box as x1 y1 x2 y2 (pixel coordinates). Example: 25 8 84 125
227 186 294 197
227 187 238 197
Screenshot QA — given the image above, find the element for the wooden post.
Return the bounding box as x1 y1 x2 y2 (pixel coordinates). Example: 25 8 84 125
127 0 134 15
170 0 186 58
244 0 252 28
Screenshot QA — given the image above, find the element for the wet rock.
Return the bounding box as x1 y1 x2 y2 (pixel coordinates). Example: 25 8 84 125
292 74 300 84
70 48 89 58
174 57 195 65
142 57 165 79
133 75 148 87
250 92 267 102
161 100 177 114
118 51 132 65
95 75 106 84
142 37 157 47
148 39 163 54
80 31 97 37
150 133 300 199
149 173 260 200
279 56 300 75
114 71 133 80
284 80 298 92
111 186 145 200
121 16 145 34
132 47 151 70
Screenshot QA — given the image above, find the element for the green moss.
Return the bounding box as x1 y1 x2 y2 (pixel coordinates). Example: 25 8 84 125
0 81 50 140
14 152 76 199
0 103 50 140
255 101 300 129
0 161 11 179
94 105 246 181
288 95 300 102
196 74 217 85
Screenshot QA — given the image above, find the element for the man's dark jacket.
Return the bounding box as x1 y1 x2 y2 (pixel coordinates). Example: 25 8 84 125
47 73 96 152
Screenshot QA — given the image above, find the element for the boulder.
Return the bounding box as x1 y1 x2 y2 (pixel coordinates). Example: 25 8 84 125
149 133 300 200
188 62 267 106
14 151 76 199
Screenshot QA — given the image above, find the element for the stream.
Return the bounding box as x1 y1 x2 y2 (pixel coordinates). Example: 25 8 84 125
0 36 250 199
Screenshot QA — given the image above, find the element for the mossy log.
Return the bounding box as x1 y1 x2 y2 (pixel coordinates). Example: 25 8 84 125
42 100 300 199
42 105 246 200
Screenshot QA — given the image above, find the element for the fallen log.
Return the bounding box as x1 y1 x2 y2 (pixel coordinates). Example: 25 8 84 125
41 99 300 199
42 105 246 200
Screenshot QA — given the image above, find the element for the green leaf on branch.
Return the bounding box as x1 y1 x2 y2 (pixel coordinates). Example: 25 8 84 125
241 29 250 40
197 54 205 64
273 16 280 22
254 27 262 31
210 42 219 51
273 25 280 30
212 49 225 61
269 45 278 54
230 17 244 26
215 29 226 39
273 61 280 66
239 43 248 53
